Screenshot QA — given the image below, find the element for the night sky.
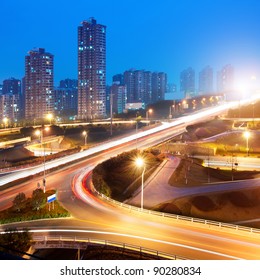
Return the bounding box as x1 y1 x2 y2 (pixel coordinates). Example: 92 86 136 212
1 0 260 98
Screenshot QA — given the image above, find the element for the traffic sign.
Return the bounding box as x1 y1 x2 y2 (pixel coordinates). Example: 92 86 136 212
47 193 56 203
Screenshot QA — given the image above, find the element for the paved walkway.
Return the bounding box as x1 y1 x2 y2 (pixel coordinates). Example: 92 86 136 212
125 155 260 209
125 155 181 208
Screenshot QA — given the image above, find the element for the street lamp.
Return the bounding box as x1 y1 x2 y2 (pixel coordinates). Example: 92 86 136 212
135 157 145 210
169 105 175 118
146 109 153 125
3 117 8 128
82 130 88 146
35 127 50 193
47 113 53 125
243 131 250 157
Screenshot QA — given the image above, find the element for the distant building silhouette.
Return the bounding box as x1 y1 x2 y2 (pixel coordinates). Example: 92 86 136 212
122 69 167 106
78 18 106 120
112 74 124 86
123 70 135 103
54 79 78 117
217 64 234 93
180 67 195 98
110 83 127 114
0 77 21 122
25 48 54 120
199 66 213 95
151 72 167 103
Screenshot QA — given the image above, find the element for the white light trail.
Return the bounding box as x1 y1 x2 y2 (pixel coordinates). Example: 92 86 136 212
0 99 258 187
30 228 244 260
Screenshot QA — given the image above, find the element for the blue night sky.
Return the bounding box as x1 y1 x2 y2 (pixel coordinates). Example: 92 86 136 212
1 0 260 98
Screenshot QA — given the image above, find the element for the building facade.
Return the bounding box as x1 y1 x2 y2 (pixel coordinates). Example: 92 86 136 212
122 69 167 106
78 18 106 120
123 70 135 103
54 79 78 117
180 67 195 98
217 64 234 93
25 48 54 120
199 65 213 95
0 78 21 122
110 83 127 114
151 72 167 103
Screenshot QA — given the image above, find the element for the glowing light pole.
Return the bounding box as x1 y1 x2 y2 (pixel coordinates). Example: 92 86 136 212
82 130 88 146
47 113 53 125
136 157 145 210
3 117 8 128
243 131 251 157
146 109 153 125
35 126 50 193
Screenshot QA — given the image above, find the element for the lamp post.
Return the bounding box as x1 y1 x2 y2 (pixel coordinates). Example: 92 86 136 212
135 157 145 210
3 117 8 129
169 105 175 118
82 130 88 146
146 109 153 125
243 131 250 157
35 126 49 193
47 113 53 125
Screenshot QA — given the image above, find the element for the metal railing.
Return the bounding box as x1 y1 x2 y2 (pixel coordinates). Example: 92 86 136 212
33 234 187 260
90 181 260 236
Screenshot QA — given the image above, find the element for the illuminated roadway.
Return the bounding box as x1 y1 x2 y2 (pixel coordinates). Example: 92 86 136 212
1 100 260 260
0 101 243 186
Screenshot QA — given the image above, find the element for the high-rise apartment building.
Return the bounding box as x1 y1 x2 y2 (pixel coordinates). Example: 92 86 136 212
0 78 21 121
112 74 124 86
152 72 167 103
59 78 78 89
110 83 127 114
2 77 21 96
123 70 135 103
123 69 167 105
217 64 234 93
144 71 152 105
134 70 145 102
199 66 213 95
78 18 106 120
25 48 54 120
180 67 195 98
54 79 78 117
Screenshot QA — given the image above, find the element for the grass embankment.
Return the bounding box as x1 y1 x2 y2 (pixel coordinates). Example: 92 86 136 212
168 157 259 187
155 157 260 228
0 190 70 224
154 189 260 228
92 149 164 201
172 119 260 156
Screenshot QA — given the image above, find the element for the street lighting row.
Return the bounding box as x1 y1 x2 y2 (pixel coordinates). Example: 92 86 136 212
134 131 252 211
35 126 50 193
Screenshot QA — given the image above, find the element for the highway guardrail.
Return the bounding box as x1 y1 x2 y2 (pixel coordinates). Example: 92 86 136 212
32 234 187 260
87 178 260 236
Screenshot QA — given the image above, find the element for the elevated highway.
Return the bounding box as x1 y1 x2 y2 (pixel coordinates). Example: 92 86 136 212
1 102 260 259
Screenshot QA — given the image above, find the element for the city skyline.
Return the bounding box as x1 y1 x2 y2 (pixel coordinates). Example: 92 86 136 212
1 0 260 99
